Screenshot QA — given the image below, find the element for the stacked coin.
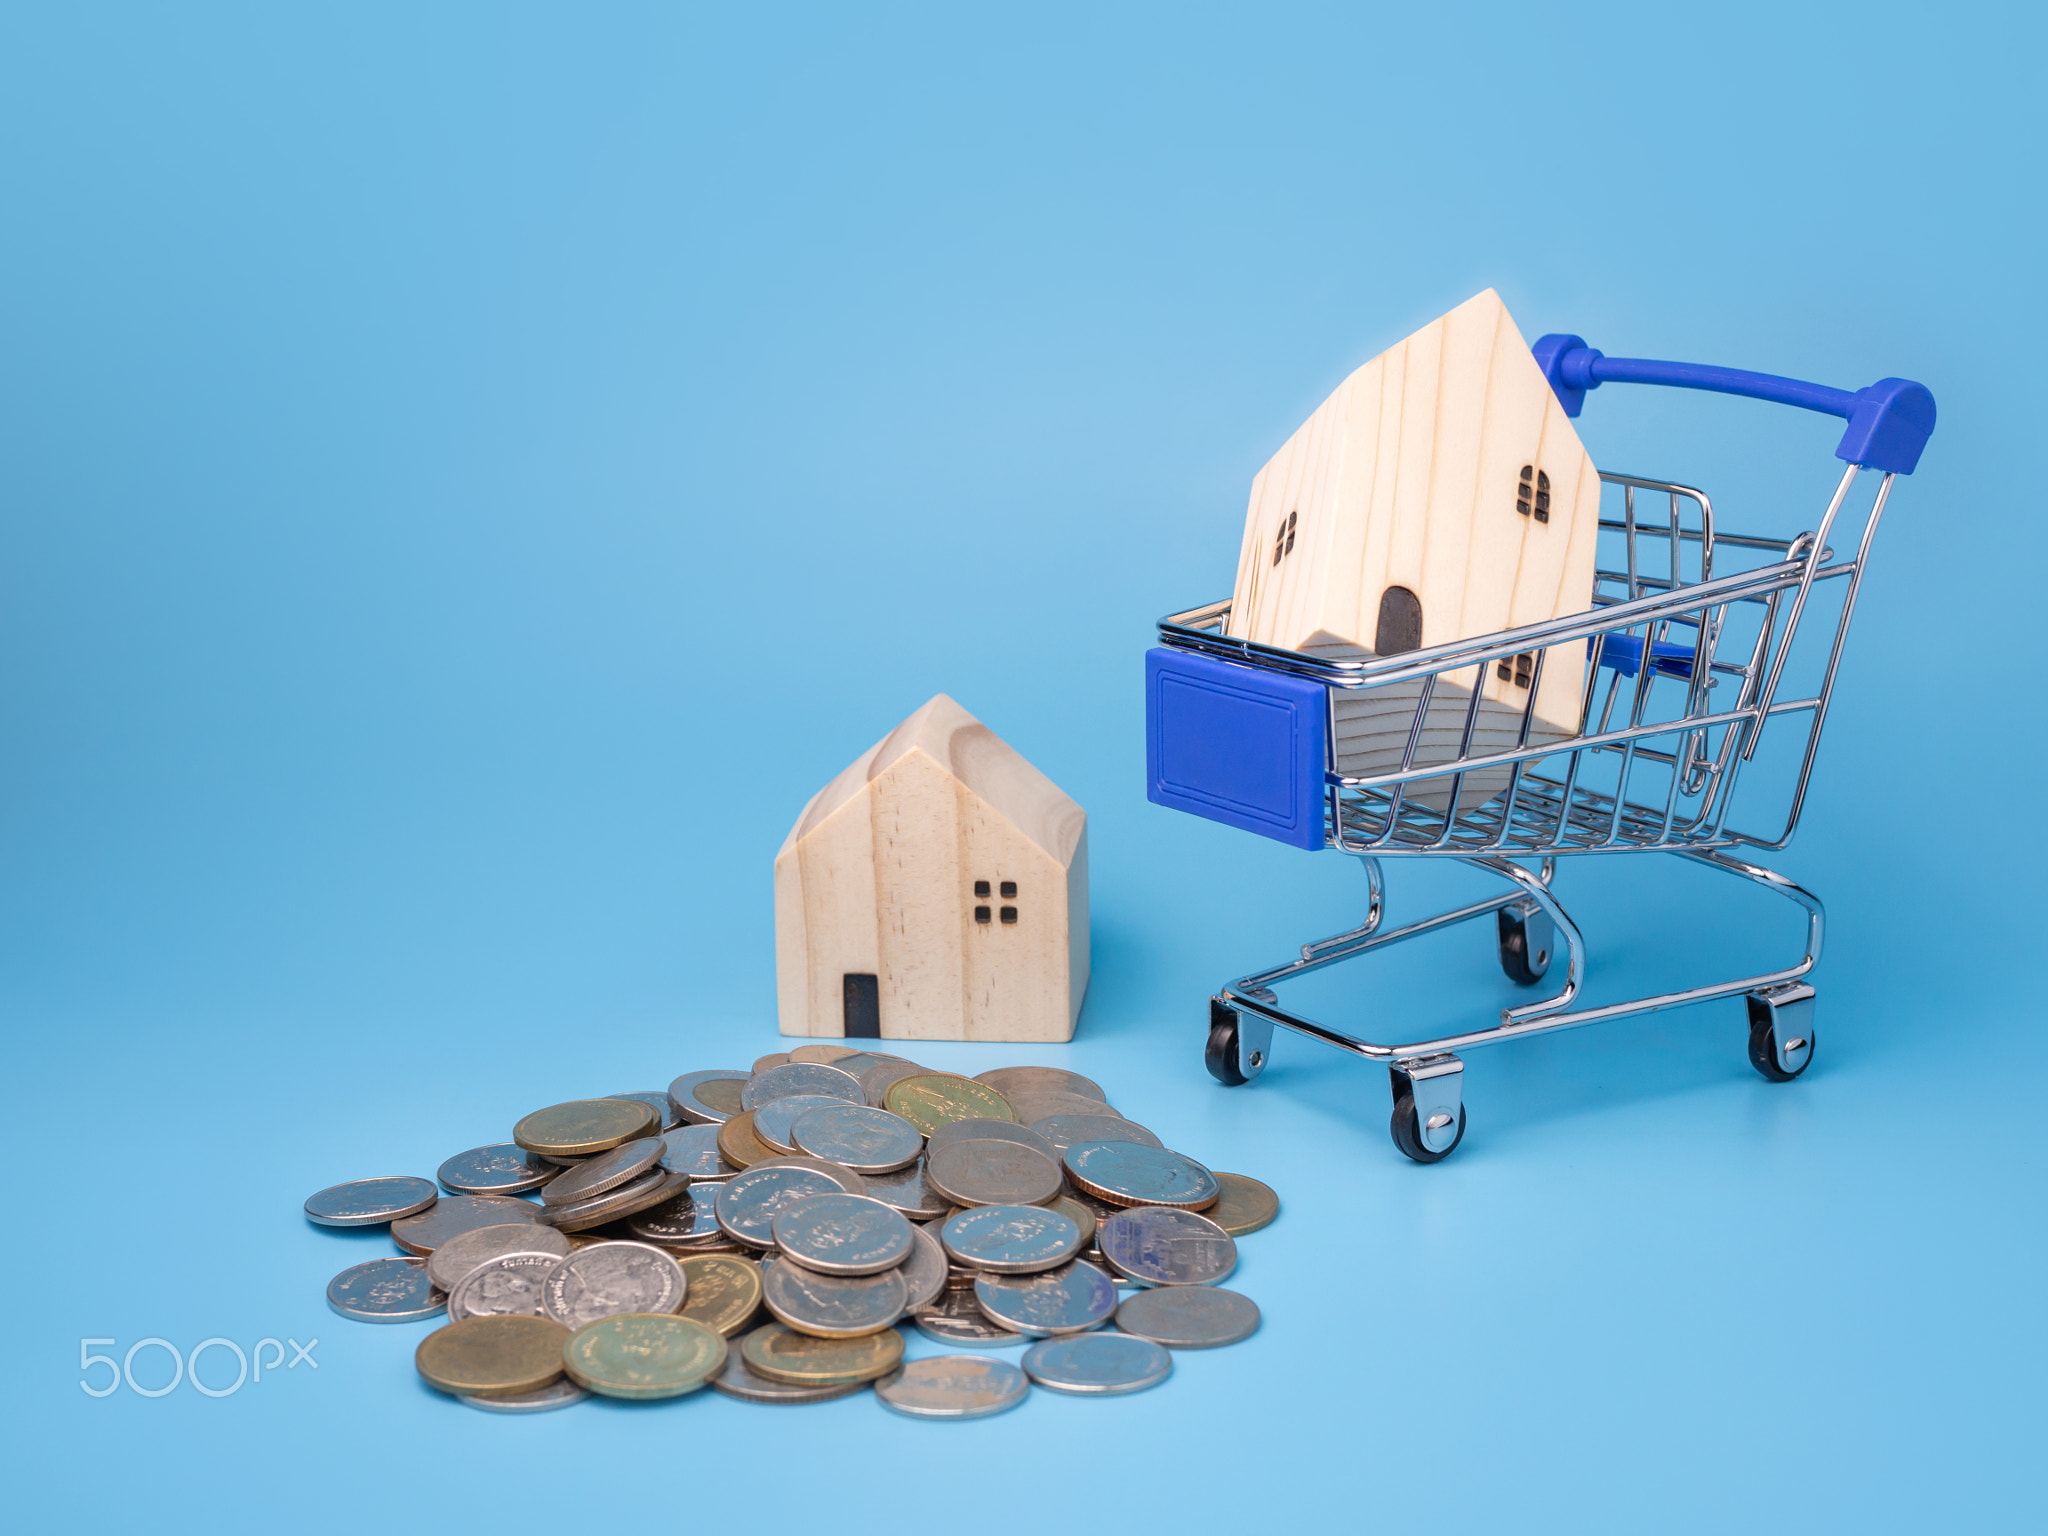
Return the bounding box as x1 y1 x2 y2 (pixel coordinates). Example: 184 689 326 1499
305 1051 1280 1417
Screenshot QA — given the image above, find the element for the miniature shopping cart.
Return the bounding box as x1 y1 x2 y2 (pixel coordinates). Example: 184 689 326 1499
1145 335 1935 1162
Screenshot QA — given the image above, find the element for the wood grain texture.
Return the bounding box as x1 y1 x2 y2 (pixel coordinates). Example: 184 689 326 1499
1225 290 1600 807
774 694 1088 1043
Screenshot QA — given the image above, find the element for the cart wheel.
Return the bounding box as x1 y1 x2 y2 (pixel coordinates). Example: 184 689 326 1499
1748 1018 1815 1081
1745 984 1816 1082
1390 1092 1466 1163
1205 999 1252 1087
1496 904 1554 986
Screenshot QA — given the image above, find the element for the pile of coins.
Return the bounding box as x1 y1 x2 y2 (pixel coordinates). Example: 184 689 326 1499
306 1045 1277 1418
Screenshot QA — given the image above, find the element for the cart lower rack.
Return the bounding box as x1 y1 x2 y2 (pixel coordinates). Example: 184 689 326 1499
1146 336 1934 1161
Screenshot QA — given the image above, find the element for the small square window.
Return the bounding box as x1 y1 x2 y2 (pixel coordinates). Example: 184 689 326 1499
999 881 1016 898
1497 660 1514 682
999 906 1017 924
974 906 991 924
974 880 990 897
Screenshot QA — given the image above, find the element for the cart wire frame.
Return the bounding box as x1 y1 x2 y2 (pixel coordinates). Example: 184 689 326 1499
1146 337 1934 1161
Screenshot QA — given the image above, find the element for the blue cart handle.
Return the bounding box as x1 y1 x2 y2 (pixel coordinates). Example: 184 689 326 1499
1531 334 1936 475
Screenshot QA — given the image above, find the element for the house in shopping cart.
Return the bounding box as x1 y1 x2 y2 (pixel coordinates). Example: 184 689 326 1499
774 693 1089 1043
1228 288 1605 807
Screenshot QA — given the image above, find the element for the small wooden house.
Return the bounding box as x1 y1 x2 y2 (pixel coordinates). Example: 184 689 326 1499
1226 289 1602 809
774 694 1088 1042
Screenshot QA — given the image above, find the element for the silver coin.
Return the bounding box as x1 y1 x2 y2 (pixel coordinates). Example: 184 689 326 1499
541 1241 688 1330
760 1257 907 1337
607 1090 681 1132
326 1257 445 1323
658 1123 731 1179
926 1139 1063 1208
1115 1285 1261 1348
974 1260 1117 1337
819 1051 902 1079
1064 1141 1220 1210
540 1136 666 1207
926 1116 1060 1162
912 1285 1025 1347
876 1355 1029 1420
789 1104 923 1173
1006 1090 1121 1125
538 1167 689 1233
303 1176 438 1227
716 1166 854 1247
771 1193 914 1276
1028 1114 1164 1153
743 1155 867 1193
939 1204 1085 1275
1097 1207 1237 1286
859 1158 950 1220
458 1377 590 1413
973 1065 1108 1103
426 1221 573 1292
667 1070 749 1125
859 1059 931 1108
742 1061 865 1112
626 1184 723 1244
710 1350 870 1405
437 1144 560 1196
447 1251 564 1321
899 1222 948 1313
391 1193 546 1254
751 1094 855 1153
1022 1332 1173 1395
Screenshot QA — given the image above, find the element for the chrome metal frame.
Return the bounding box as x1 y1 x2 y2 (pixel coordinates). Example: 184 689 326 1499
1161 466 1892 1122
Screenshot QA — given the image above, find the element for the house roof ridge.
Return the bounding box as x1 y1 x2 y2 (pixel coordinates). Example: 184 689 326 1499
784 694 1084 864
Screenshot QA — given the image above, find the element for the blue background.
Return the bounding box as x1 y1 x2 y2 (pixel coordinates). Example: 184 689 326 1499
4 3 2041 1530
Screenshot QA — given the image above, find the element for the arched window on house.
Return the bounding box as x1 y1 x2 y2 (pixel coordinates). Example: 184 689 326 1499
1517 466 1551 524
1271 509 1297 566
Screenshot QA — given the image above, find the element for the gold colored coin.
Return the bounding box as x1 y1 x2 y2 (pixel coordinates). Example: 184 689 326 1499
1207 1172 1280 1236
414 1314 570 1398
513 1098 660 1157
678 1254 764 1338
694 1078 746 1117
562 1313 727 1400
884 1074 1016 1135
1049 1195 1098 1250
717 1110 774 1169
390 1193 545 1256
740 1321 904 1386
788 1043 864 1064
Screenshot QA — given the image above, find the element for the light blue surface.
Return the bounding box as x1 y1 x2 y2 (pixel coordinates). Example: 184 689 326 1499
3 4 2043 1531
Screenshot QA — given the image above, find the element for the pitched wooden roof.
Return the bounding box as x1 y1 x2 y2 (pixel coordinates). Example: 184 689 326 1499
781 694 1085 865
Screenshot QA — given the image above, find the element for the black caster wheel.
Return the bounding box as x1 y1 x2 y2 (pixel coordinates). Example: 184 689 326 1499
1746 985 1816 1082
1390 1092 1466 1163
1497 905 1553 986
1205 997 1251 1086
1747 1017 1816 1081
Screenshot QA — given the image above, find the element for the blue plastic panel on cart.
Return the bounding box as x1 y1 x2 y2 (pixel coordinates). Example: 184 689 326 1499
1146 647 1327 851
1592 633 1697 679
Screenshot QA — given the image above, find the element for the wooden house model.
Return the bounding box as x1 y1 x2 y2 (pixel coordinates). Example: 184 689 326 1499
774 694 1088 1042
1227 289 1602 808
